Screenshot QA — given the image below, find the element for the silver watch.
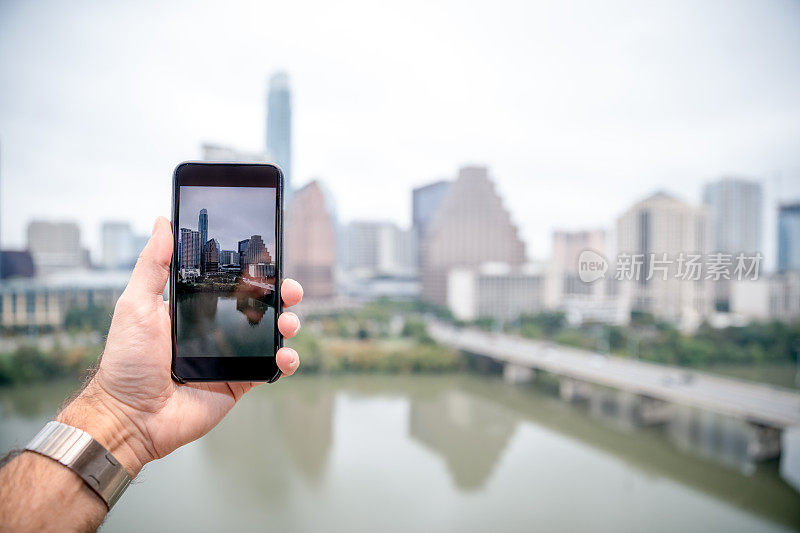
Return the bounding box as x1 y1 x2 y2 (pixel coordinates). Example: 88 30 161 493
25 421 132 509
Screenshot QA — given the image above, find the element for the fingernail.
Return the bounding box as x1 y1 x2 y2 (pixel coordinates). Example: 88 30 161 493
152 217 161 235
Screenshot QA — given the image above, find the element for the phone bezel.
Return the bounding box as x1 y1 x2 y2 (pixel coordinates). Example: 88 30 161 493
170 161 284 383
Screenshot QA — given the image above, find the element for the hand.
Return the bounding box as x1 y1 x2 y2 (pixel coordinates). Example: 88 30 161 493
57 217 303 477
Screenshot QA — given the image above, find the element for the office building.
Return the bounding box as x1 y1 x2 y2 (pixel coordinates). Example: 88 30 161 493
412 180 451 266
179 228 201 270
26 221 85 274
702 177 762 254
447 263 546 322
419 166 526 306
778 202 800 272
101 222 141 269
202 143 269 162
220 250 240 267
285 181 337 299
552 230 606 270
702 177 763 310
616 192 711 330
239 235 272 274
0 270 128 330
730 272 800 323
341 221 416 277
198 208 208 263
0 250 35 280
266 71 292 192
202 239 219 274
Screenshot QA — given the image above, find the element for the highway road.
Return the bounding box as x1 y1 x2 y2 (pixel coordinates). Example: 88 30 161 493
429 322 800 428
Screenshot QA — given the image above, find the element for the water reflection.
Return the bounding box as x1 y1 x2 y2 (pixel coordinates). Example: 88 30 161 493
176 292 275 357
0 375 797 532
409 389 517 490
201 379 335 503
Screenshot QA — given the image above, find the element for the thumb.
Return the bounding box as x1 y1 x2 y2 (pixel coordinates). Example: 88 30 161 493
127 217 173 298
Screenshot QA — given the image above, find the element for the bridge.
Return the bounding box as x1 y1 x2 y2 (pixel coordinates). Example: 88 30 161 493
429 322 800 460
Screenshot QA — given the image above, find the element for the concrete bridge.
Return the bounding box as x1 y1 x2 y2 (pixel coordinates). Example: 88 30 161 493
429 322 800 461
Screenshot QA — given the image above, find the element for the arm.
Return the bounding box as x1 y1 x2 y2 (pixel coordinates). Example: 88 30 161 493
0 217 304 532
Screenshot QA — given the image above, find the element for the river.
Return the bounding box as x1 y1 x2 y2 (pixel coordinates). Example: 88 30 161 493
1 374 798 532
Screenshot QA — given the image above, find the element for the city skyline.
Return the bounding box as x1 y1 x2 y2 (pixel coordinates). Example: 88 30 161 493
1 1 799 264
178 186 275 258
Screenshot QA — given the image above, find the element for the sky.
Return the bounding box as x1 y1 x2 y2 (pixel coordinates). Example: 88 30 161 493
179 186 275 256
1 0 799 266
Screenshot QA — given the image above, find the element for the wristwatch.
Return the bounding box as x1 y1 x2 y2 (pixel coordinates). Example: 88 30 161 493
25 421 132 509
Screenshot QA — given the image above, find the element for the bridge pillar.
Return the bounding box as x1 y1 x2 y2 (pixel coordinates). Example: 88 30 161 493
636 396 673 425
503 363 535 384
559 378 593 402
747 424 782 461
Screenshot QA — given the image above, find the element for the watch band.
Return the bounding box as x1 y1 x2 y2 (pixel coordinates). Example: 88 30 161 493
25 421 132 509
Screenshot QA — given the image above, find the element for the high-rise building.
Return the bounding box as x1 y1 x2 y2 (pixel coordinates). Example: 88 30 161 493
220 250 240 267
552 230 606 271
341 221 416 277
202 238 220 274
702 178 763 310
419 166 526 306
101 222 137 269
267 71 292 193
616 191 711 330
198 208 208 269
202 143 269 162
240 234 271 274
179 228 201 270
26 221 84 274
412 180 450 266
703 177 762 254
285 181 337 299
778 202 800 272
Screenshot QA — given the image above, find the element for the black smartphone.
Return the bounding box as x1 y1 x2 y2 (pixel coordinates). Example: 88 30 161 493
170 162 283 382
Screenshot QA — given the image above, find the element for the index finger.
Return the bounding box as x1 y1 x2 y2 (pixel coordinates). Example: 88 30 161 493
280 278 303 308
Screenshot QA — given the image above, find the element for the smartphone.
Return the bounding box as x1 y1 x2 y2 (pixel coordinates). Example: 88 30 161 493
170 162 283 382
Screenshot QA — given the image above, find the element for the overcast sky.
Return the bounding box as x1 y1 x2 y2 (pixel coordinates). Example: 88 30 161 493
180 186 275 256
1 0 799 265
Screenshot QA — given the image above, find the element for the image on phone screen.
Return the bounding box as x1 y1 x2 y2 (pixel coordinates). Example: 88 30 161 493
175 185 277 358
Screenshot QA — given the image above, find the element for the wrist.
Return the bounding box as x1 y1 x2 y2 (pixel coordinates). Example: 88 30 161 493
56 381 148 477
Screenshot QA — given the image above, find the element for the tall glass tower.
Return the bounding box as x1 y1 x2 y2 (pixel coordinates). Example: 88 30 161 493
267 71 292 193
778 202 800 272
199 208 208 249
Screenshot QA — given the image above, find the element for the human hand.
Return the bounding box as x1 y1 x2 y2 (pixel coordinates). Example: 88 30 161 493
57 217 303 477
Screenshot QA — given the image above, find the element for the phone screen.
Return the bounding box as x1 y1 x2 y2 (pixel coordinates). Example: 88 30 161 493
171 163 282 381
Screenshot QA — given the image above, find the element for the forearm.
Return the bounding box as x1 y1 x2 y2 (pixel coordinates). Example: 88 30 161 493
0 384 146 532
0 451 107 532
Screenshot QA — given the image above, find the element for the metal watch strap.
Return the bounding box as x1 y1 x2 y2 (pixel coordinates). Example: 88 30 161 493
25 421 132 509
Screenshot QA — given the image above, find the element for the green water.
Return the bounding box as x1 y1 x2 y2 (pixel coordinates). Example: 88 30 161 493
1 375 798 532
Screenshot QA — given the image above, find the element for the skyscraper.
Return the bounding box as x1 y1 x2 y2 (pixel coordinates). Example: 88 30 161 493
240 234 271 274
341 221 416 277
26 221 85 274
267 71 292 192
179 228 201 270
198 208 208 270
101 222 136 269
778 202 800 272
702 177 762 254
616 192 711 329
198 209 208 252
202 239 219 274
412 180 451 268
285 181 337 299
419 166 526 306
